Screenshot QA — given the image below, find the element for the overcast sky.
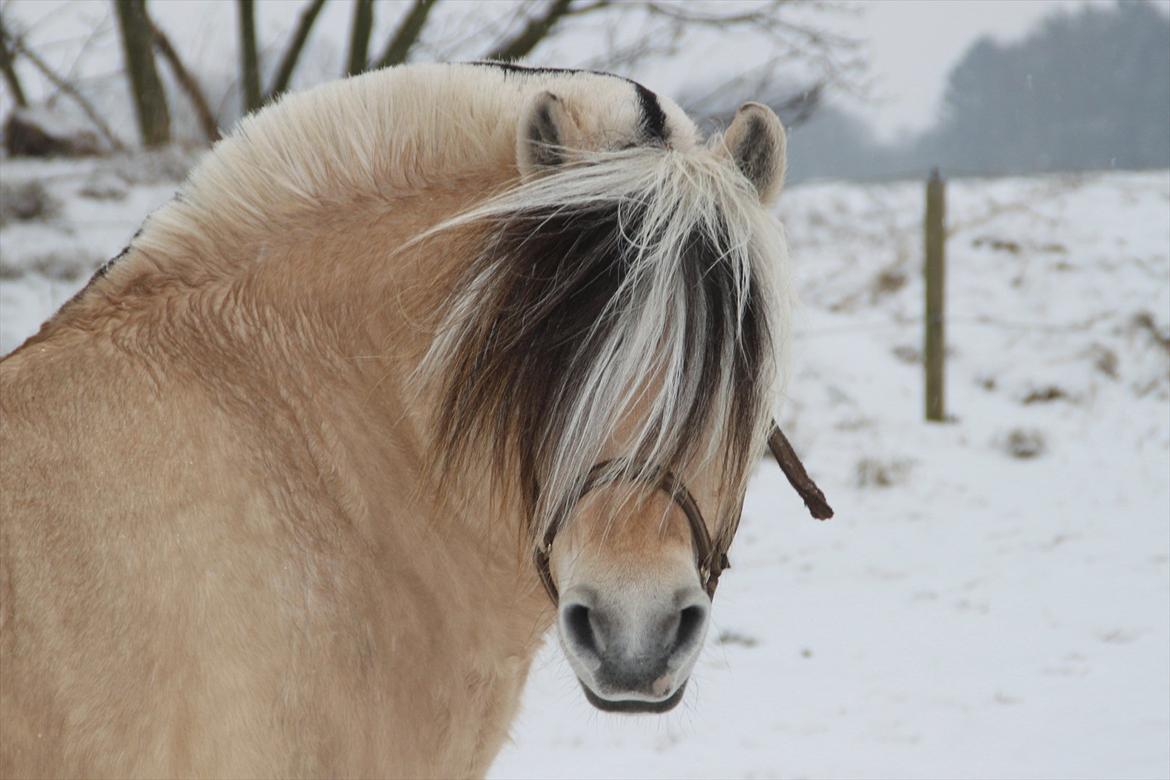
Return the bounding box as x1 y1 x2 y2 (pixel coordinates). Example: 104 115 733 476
5 0 1165 140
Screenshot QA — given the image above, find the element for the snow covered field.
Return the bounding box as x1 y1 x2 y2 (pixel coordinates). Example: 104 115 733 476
2 158 1167 779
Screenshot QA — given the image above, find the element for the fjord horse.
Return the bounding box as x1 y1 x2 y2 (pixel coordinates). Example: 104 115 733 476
0 62 792 777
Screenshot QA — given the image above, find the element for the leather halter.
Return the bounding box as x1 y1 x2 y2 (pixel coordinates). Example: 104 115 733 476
533 459 731 605
532 419 833 606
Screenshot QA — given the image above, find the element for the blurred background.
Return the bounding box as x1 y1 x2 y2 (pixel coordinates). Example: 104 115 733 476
1 2 1168 778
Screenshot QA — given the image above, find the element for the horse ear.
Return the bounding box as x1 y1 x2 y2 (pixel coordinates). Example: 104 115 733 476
517 91 579 176
719 102 787 205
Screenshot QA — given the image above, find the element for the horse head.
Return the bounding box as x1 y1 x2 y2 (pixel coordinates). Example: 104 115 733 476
423 70 793 712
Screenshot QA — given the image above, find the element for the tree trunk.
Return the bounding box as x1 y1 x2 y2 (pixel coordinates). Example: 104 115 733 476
237 0 261 113
345 0 374 76
114 0 170 147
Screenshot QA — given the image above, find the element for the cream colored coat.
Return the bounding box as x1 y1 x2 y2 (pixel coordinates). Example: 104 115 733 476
1 63 788 778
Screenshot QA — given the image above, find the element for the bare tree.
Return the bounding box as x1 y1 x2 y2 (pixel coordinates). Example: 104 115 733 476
237 0 261 113
114 0 170 146
267 0 329 99
5 0 863 152
6 28 125 151
288 1 865 144
0 13 28 107
150 19 218 142
360 0 864 114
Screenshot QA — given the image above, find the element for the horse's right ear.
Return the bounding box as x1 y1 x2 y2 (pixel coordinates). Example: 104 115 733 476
517 91 580 176
718 102 787 205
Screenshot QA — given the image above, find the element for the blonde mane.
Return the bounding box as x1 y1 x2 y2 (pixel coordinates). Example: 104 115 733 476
125 64 692 266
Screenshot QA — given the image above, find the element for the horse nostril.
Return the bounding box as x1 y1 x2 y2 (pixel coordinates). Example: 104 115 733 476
665 604 707 658
676 605 705 649
564 603 600 656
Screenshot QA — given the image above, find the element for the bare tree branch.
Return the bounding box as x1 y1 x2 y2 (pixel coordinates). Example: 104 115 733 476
0 13 28 107
577 6 684 73
680 50 828 132
644 0 788 26
8 32 125 150
445 1 530 62
3 0 866 154
372 0 437 69
474 0 863 120
345 0 373 76
267 0 327 98
49 12 110 106
565 0 611 15
237 0 261 112
150 19 218 142
483 0 573 62
775 83 823 128
418 1 526 62
653 0 865 124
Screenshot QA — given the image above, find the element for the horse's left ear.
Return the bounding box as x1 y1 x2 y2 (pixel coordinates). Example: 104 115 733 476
718 102 787 205
517 90 581 176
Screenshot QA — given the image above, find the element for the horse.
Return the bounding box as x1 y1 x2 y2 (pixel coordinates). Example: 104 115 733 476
0 62 795 778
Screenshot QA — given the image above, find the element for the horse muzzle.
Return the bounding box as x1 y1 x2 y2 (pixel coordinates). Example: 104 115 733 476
557 584 710 713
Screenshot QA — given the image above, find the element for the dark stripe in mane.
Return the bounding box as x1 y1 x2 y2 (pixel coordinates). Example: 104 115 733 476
631 83 668 144
466 61 670 144
431 195 770 541
466 60 621 81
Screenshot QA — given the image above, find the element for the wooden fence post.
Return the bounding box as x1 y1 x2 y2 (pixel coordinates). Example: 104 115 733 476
924 168 946 422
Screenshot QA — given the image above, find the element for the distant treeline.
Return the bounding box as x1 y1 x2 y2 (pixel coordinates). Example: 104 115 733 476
749 0 1170 183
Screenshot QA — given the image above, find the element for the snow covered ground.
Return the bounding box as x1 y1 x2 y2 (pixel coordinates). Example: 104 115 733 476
2 157 1167 779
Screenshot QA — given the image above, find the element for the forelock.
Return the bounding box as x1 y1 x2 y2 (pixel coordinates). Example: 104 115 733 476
419 131 789 548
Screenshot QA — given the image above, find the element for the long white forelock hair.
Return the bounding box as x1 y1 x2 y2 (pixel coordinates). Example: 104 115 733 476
418 132 793 552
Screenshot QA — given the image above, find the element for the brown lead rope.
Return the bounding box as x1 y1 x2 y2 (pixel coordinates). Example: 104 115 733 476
767 420 834 521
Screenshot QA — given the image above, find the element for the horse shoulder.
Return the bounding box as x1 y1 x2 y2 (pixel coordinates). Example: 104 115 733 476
0 338 327 776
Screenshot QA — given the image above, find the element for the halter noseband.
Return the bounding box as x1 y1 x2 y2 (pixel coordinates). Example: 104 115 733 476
533 459 730 605
532 419 833 606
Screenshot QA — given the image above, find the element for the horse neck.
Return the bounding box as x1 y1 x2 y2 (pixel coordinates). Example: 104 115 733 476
231 177 531 539
245 180 556 679
61 170 553 643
